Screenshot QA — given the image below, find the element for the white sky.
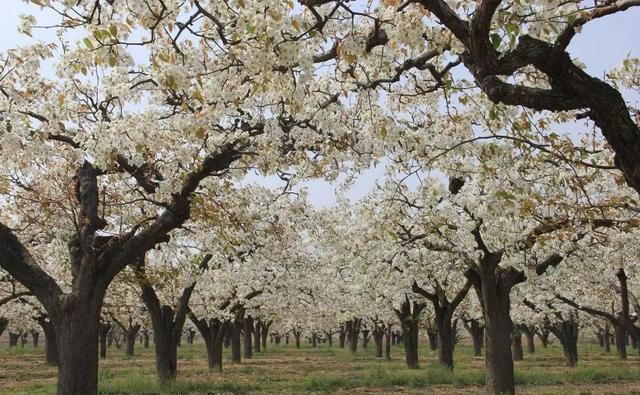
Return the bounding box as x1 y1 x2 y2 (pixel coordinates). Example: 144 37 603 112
1 2 638 207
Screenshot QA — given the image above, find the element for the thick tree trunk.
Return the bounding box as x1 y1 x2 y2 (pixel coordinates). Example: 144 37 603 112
373 327 384 358
467 256 522 395
294 332 301 349
436 315 455 369
32 331 39 347
538 329 550 349
338 327 346 348
98 322 110 360
463 320 484 357
361 329 369 349
231 319 242 363
402 318 420 369
511 331 523 361
615 325 627 360
549 315 579 368
0 317 7 338
143 330 150 348
254 322 261 353
596 330 605 348
312 333 317 348
40 320 59 366
346 319 361 353
243 315 253 359
193 317 227 372
153 321 179 383
52 296 103 395
385 324 391 360
325 331 333 347
427 329 438 351
9 333 18 347
524 329 535 354
260 321 269 351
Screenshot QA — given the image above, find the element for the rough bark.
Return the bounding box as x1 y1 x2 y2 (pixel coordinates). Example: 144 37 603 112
260 321 270 351
231 319 242 363
548 313 579 368
346 318 362 353
538 328 550 349
38 318 59 366
99 322 111 360
463 318 485 357
465 244 524 395
191 313 228 372
373 326 384 358
427 329 438 351
413 280 471 369
243 315 254 359
385 324 392 360
511 330 523 361
523 326 536 354
394 299 425 369
254 320 262 353
361 329 370 349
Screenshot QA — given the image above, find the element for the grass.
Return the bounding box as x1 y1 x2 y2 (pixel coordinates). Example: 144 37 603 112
1 339 640 394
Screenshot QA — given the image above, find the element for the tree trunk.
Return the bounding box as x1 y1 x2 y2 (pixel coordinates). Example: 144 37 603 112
231 319 241 363
361 329 369 349
40 319 59 366
326 331 333 347
193 317 228 372
538 329 550 349
385 324 391 360
126 329 138 356
463 320 484 357
511 331 523 361
615 325 627 360
153 322 179 383
604 324 611 353
254 322 261 353
373 327 384 358
549 314 579 368
294 332 301 349
32 331 40 347
0 317 7 338
312 333 317 348
260 321 269 351
143 330 150 348
52 297 103 395
98 323 110 360
401 317 420 369
427 329 438 351
243 315 253 359
436 312 455 369
596 330 604 348
338 327 346 348
524 329 535 354
346 319 361 353
467 257 522 395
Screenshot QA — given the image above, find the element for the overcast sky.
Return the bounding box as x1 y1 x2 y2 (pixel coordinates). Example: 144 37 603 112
1 2 638 207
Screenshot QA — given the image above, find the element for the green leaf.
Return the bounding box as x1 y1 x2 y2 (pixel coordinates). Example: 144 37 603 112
83 37 94 49
109 25 118 37
490 33 502 50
